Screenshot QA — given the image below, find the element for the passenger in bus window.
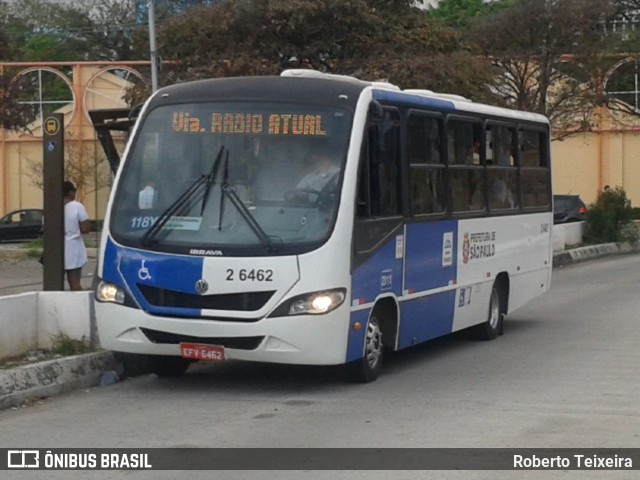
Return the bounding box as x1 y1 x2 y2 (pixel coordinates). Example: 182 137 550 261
489 170 514 209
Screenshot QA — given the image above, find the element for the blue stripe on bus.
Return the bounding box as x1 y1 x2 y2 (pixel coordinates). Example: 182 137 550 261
404 220 457 293
349 221 460 360
397 291 456 349
102 238 122 287
372 90 456 111
351 235 403 304
103 238 203 318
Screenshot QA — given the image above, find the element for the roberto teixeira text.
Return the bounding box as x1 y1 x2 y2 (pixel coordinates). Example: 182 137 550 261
514 453 633 469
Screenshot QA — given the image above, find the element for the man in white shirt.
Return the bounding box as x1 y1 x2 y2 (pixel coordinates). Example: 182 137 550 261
63 181 91 291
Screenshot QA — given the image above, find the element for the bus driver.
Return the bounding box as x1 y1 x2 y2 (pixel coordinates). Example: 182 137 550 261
286 147 339 203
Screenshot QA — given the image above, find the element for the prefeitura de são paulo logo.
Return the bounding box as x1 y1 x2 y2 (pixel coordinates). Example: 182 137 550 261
462 233 471 264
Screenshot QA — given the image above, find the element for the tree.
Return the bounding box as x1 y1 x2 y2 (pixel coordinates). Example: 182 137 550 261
467 0 616 137
0 67 34 131
0 0 151 62
154 0 495 101
25 139 112 201
427 0 509 28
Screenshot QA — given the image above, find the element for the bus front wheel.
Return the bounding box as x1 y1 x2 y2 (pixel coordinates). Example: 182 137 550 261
348 315 384 383
474 284 504 341
149 355 191 377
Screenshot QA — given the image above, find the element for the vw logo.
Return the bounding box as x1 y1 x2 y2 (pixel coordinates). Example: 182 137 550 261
195 279 209 295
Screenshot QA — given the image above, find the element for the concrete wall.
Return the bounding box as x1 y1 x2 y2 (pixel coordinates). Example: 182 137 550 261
0 293 38 360
0 292 93 361
552 222 584 252
37 292 94 350
553 130 640 206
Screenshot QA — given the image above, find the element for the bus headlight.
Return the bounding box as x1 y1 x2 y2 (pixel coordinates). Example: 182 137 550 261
270 288 346 317
95 280 125 304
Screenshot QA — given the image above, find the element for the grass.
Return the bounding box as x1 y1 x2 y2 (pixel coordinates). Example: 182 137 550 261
25 238 43 259
50 334 93 356
0 334 93 369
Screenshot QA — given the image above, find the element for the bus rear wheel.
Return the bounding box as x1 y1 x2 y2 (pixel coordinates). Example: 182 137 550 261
149 356 191 377
348 315 383 383
474 284 504 341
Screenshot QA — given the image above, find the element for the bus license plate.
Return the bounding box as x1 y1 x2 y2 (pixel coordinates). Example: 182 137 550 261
180 343 225 362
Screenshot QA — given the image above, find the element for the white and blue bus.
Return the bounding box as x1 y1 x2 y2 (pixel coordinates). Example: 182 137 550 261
95 70 552 382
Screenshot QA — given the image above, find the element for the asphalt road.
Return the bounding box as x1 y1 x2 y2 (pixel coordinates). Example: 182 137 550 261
1 254 639 479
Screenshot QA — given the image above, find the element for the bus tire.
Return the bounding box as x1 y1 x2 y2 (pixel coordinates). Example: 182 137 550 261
149 355 191 377
474 284 504 341
348 315 384 383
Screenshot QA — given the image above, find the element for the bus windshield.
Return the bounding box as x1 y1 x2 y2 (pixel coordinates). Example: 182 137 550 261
110 102 352 255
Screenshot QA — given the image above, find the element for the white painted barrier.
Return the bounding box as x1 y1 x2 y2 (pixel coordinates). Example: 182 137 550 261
0 293 38 360
552 222 584 252
37 292 93 349
0 292 93 361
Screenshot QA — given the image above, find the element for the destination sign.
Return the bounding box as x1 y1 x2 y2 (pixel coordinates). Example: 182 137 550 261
173 112 328 136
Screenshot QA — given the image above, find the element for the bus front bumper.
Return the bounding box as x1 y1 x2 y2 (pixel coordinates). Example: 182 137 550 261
95 302 351 366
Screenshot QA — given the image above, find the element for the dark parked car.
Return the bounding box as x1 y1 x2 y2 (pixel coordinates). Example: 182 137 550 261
0 208 44 242
553 195 587 224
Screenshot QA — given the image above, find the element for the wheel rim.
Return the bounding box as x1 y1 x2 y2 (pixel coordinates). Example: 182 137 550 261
488 288 500 330
364 318 383 369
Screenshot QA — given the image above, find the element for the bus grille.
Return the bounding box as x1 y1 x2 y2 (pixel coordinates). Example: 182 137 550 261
137 284 275 311
141 328 264 350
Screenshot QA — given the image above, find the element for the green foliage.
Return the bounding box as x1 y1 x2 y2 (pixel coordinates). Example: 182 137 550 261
20 35 74 62
156 0 495 101
50 334 93 356
584 187 636 243
427 0 508 28
1 0 635 133
26 238 43 259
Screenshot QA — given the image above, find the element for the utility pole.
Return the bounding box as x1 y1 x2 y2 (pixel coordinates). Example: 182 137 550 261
148 0 159 92
42 113 65 291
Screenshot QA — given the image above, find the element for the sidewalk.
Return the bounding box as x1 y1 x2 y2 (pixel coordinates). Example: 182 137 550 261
0 247 97 295
1 242 638 410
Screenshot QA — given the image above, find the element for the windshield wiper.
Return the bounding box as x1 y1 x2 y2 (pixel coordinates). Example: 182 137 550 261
141 146 225 246
218 150 229 230
215 152 277 253
221 184 277 253
201 146 225 215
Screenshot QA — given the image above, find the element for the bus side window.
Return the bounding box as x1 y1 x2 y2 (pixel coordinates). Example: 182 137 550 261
407 114 445 215
357 118 402 219
520 129 551 208
447 119 484 213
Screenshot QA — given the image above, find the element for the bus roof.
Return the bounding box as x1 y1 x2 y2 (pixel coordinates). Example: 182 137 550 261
281 69 549 125
148 69 549 125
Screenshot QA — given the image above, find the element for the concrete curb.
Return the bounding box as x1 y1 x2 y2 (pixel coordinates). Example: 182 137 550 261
0 350 116 410
552 242 638 267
